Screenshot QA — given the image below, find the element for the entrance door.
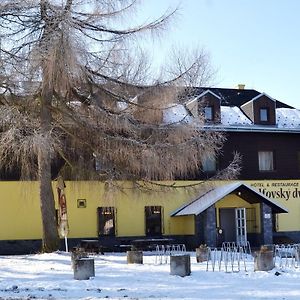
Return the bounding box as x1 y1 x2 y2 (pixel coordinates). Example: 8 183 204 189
219 208 247 244
145 206 162 236
220 208 236 242
235 208 247 246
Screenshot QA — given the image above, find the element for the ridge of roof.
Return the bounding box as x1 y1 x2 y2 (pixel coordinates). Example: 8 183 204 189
182 87 294 109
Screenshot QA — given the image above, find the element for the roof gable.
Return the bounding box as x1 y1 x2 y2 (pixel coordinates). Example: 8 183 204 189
171 182 288 217
182 87 293 109
186 89 221 106
241 92 276 107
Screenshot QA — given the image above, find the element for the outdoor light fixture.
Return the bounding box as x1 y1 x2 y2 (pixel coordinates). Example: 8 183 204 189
77 199 87 208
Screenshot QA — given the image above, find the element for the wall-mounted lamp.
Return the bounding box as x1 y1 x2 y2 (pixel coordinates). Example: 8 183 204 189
77 199 87 208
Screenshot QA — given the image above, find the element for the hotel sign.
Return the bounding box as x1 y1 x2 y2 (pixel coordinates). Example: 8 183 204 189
249 182 300 201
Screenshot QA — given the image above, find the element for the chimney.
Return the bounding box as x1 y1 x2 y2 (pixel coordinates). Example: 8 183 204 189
237 84 245 90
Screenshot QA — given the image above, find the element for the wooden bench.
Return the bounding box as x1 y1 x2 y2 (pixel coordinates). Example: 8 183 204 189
80 240 104 254
130 238 174 251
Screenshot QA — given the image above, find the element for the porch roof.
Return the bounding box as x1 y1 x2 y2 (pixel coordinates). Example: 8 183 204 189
170 182 288 217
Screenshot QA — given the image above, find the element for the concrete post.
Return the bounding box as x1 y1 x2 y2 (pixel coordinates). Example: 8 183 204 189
170 254 191 277
73 258 95 280
203 205 217 248
127 250 143 264
260 203 273 245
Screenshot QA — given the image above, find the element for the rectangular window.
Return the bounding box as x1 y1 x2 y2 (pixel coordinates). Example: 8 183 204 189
204 106 213 121
246 208 257 233
202 155 217 172
98 207 115 236
297 152 300 172
258 151 274 171
260 108 268 122
145 206 162 236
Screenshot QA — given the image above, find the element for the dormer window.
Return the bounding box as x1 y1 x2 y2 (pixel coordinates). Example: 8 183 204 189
201 155 217 172
204 106 214 121
260 108 269 122
240 93 276 125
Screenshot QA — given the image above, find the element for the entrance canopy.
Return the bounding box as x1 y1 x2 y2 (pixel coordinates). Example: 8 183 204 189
171 182 288 217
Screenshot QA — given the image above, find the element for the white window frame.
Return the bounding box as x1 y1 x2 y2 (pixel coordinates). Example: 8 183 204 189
258 151 274 171
204 106 213 121
202 155 217 172
260 108 268 122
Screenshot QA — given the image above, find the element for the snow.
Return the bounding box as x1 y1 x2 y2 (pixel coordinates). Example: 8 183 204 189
276 108 300 128
1 251 300 299
117 97 137 112
163 104 192 124
220 106 252 126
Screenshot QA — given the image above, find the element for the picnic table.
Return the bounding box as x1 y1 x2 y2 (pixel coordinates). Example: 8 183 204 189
130 238 174 251
80 239 104 254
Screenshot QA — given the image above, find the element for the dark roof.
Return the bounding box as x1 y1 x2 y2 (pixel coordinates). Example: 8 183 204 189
182 87 293 109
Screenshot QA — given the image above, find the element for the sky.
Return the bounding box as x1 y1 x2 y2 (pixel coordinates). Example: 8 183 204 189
136 0 300 108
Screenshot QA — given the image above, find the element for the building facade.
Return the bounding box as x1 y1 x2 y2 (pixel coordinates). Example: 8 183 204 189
1 86 300 254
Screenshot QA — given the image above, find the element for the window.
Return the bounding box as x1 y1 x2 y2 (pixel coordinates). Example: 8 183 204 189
297 152 300 172
272 214 278 232
95 159 101 171
98 207 115 236
202 156 217 172
246 208 257 233
204 106 213 121
259 108 268 122
258 151 274 171
145 206 162 236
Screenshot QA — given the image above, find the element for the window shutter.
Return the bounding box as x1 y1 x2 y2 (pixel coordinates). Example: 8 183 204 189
161 206 164 234
114 208 117 236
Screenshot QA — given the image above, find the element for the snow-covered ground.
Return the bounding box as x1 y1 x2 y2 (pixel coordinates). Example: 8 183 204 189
0 251 300 300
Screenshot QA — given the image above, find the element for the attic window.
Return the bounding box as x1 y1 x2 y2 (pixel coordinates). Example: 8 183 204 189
260 108 269 122
204 106 214 121
201 156 217 172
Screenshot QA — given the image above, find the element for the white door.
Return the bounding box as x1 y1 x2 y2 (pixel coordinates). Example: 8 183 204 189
235 208 247 246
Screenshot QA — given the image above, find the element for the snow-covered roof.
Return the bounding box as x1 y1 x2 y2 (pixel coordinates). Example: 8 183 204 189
171 182 288 217
164 105 300 131
116 96 138 112
220 106 252 126
276 108 300 128
163 104 192 124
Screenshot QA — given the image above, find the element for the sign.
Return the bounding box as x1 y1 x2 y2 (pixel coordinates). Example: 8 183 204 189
250 181 300 201
57 176 69 238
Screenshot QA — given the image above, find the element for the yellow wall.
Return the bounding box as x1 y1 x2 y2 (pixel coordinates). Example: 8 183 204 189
0 182 42 239
0 181 195 240
215 194 260 233
1 179 300 241
245 181 300 232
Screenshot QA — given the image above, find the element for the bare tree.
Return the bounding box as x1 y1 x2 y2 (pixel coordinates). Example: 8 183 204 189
0 0 240 252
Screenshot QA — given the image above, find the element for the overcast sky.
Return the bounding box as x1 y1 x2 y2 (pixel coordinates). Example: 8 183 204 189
137 0 300 108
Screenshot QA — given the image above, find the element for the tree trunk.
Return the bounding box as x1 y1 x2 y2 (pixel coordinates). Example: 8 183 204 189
38 88 60 252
